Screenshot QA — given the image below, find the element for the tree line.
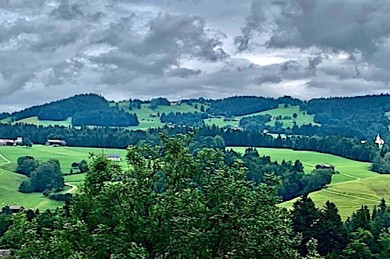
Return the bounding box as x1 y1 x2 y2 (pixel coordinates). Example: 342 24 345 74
0 123 379 162
160 112 207 127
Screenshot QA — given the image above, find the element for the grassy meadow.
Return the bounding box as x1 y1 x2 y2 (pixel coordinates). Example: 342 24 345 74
232 147 390 219
7 103 317 132
204 105 319 129
0 145 127 209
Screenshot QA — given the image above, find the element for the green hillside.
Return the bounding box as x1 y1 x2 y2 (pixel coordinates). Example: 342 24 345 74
0 145 126 209
7 101 209 130
205 105 318 129
232 147 390 219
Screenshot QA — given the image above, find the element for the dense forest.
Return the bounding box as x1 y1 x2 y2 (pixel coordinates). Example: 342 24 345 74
207 96 278 117
0 136 389 258
11 94 109 121
160 112 206 127
72 108 139 127
303 95 390 140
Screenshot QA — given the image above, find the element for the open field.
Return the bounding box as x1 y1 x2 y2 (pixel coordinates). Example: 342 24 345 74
0 163 63 210
17 117 72 127
232 147 390 219
0 145 127 209
205 105 319 129
6 104 316 132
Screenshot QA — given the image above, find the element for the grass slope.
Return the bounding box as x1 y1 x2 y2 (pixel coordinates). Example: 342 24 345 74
205 105 319 129
0 145 127 209
232 147 390 219
10 102 208 130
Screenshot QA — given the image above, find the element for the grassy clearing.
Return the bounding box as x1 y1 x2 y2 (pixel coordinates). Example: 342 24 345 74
16 116 72 127
280 176 390 219
238 105 319 128
231 147 387 219
10 102 208 130
231 147 374 184
0 163 63 210
204 105 319 129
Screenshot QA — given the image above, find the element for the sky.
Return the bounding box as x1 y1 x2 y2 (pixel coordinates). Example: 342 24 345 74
1 0 390 112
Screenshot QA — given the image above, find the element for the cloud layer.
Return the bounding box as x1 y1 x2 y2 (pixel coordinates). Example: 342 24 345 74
0 0 389 111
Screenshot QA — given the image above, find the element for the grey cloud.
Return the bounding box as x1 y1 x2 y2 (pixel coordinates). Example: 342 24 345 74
0 0 390 112
239 0 390 55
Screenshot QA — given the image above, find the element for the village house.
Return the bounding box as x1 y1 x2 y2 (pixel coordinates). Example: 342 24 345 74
14 137 23 145
46 139 67 146
0 139 15 146
107 154 121 162
315 164 335 171
9 205 23 213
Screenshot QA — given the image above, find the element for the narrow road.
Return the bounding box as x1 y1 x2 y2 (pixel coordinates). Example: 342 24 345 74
322 188 380 203
65 183 77 194
0 153 11 166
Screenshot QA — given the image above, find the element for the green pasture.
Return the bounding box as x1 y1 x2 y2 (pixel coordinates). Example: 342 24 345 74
16 116 72 127
204 105 319 129
0 145 128 209
232 147 388 219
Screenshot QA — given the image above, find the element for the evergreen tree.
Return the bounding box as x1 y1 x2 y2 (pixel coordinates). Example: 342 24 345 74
316 201 347 256
291 195 321 256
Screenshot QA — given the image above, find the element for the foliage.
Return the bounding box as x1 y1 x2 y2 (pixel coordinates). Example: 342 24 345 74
239 114 272 131
160 112 206 127
305 94 390 140
12 94 109 121
16 156 38 177
72 108 139 127
19 159 65 193
2 135 299 258
149 98 171 109
208 96 278 117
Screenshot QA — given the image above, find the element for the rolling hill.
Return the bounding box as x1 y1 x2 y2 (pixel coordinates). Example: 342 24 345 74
232 147 390 219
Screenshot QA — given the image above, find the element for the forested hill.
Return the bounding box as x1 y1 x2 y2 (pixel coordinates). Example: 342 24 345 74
2 94 139 127
11 94 109 121
1 93 390 140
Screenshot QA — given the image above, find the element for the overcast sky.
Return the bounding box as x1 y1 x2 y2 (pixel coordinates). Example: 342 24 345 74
1 0 390 112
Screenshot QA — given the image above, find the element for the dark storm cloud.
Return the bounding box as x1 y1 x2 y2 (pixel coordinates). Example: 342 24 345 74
0 0 389 112
238 0 390 54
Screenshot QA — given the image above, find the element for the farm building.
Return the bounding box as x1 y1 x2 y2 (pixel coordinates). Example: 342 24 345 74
107 154 121 162
315 164 335 171
46 139 67 146
14 137 23 145
9 205 23 213
0 139 15 146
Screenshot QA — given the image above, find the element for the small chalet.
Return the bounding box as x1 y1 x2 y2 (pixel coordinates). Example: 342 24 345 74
46 139 67 146
315 164 335 171
0 139 15 146
9 205 23 213
107 154 121 162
